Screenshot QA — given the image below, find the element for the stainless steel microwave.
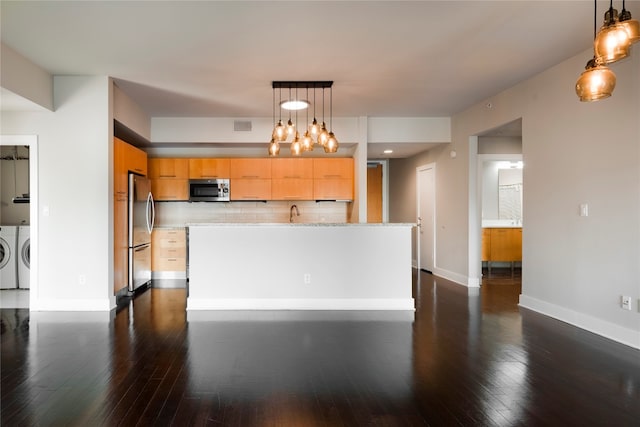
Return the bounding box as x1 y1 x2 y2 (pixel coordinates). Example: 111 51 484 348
189 179 230 202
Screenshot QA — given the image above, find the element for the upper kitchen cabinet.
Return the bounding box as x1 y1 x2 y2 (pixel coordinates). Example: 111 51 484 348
230 159 272 201
313 158 354 200
271 158 313 200
149 158 189 201
189 158 230 179
230 158 272 179
116 137 147 176
149 158 189 179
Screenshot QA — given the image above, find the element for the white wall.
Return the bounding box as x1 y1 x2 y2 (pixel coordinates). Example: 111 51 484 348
459 49 640 347
1 76 114 310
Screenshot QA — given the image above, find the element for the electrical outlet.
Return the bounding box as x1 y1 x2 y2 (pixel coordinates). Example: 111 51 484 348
621 296 632 311
79 274 86 285
304 273 311 284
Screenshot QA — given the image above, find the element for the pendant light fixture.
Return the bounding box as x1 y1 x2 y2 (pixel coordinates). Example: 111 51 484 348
594 1 631 64
619 0 640 44
576 58 617 101
576 0 617 101
324 86 339 153
272 87 287 142
270 81 338 156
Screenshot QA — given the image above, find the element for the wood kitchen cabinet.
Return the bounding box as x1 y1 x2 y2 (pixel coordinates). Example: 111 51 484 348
271 158 313 200
149 158 189 179
189 158 230 179
482 227 522 270
313 158 354 200
230 158 272 179
149 158 189 201
230 158 272 200
152 228 186 274
481 228 491 262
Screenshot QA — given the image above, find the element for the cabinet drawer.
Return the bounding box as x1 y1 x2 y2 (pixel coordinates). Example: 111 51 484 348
155 246 186 258
153 257 186 272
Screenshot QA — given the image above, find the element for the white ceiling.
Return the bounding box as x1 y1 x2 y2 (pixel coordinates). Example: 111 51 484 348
1 1 628 155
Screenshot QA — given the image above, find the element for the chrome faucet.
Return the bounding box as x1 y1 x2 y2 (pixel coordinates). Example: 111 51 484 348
290 204 300 223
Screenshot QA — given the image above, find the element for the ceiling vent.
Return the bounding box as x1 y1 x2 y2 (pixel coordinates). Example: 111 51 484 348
234 120 252 132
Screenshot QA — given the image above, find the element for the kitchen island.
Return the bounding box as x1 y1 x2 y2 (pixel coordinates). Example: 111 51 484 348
187 223 415 311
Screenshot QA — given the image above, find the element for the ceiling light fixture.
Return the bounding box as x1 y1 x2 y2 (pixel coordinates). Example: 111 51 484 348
576 0 618 101
270 81 339 156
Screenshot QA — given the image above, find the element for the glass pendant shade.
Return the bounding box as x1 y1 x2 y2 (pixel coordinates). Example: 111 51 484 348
273 120 287 141
594 24 630 64
318 123 329 147
290 133 302 156
618 10 640 44
324 132 339 153
594 9 631 64
286 119 295 138
268 139 280 156
575 59 617 102
302 131 314 151
309 118 320 138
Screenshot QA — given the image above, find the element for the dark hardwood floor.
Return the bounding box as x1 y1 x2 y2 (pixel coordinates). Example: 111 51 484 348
2 270 639 426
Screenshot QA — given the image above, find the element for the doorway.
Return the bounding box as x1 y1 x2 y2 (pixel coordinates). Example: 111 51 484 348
417 163 435 273
0 135 37 309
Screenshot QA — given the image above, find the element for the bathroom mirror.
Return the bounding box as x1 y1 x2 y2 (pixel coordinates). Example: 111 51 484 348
497 166 522 221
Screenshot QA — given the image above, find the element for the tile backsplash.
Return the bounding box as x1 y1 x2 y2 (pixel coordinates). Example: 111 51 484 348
155 200 349 227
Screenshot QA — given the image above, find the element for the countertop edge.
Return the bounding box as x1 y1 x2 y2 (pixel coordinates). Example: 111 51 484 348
186 222 416 227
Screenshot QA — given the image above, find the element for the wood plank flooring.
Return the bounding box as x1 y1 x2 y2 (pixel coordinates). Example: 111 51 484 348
2 270 639 426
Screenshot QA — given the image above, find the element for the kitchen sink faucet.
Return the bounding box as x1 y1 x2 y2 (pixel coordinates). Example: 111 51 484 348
290 204 300 223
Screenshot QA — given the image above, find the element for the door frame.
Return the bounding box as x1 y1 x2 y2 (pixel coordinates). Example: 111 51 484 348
416 162 436 273
366 160 389 223
0 135 38 307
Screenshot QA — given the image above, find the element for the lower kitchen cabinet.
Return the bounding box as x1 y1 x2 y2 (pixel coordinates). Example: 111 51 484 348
152 228 186 277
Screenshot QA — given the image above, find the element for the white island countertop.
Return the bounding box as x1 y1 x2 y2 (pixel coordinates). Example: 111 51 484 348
187 223 415 311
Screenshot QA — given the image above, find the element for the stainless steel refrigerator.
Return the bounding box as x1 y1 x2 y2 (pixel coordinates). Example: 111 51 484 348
128 173 155 292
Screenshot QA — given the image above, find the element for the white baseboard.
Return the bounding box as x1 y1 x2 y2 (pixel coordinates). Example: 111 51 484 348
31 298 113 312
519 295 640 349
432 267 477 288
187 298 416 311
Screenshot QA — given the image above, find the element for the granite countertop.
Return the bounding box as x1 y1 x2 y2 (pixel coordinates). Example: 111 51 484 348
187 222 416 227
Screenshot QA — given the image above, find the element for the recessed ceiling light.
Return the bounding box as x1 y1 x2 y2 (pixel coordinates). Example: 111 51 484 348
383 149 393 154
280 100 310 110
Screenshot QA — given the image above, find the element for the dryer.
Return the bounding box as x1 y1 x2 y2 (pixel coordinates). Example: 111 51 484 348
17 226 30 289
0 226 18 289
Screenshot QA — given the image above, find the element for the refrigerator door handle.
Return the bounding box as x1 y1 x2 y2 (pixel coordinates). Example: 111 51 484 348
150 192 155 232
146 192 155 234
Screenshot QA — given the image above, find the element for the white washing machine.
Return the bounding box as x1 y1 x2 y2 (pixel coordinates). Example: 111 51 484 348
0 226 18 289
17 226 30 289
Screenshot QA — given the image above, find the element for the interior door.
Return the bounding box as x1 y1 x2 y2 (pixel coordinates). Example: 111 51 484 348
417 164 435 273
367 163 383 223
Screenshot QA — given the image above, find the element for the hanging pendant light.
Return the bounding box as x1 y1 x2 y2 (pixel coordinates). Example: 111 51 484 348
273 87 287 141
576 57 617 101
309 88 321 139
268 138 280 156
302 87 314 151
594 1 631 64
291 132 303 156
324 86 339 153
619 0 640 44
576 0 617 101
269 81 337 155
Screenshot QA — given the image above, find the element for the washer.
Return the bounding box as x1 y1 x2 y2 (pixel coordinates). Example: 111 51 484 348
0 226 18 289
17 226 30 289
